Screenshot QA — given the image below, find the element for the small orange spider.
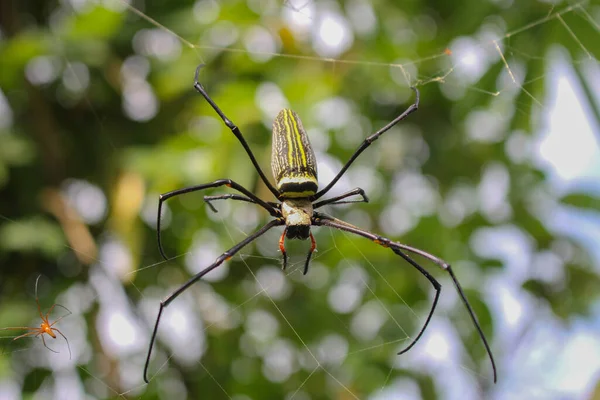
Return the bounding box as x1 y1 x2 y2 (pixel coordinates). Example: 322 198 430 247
0 277 71 359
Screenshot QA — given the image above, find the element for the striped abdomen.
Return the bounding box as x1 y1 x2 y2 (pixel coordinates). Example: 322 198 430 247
271 109 318 198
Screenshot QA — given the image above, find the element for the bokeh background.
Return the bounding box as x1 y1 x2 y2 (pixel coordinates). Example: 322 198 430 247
1 0 599 399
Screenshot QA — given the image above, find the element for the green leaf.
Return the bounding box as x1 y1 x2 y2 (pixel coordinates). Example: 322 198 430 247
0 217 65 257
63 6 124 40
560 193 600 211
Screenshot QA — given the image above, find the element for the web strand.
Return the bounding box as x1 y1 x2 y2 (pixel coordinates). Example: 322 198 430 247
2 0 599 397
557 14 594 60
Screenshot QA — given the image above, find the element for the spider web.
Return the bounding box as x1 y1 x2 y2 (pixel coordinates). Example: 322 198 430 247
120 0 598 99
0 0 599 399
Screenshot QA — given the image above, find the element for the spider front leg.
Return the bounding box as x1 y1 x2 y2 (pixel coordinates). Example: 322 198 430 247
157 179 280 260
49 305 73 327
41 302 56 322
312 87 419 201
193 64 280 199
314 213 497 383
277 228 316 275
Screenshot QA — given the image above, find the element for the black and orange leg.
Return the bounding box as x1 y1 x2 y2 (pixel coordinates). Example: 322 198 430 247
157 179 280 260
313 213 497 383
279 227 288 271
303 233 317 275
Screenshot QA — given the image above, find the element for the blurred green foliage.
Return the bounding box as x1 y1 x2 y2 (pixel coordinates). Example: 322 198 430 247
0 0 599 399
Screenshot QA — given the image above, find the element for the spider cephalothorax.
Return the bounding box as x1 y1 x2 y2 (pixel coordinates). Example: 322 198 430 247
144 64 497 384
281 199 313 239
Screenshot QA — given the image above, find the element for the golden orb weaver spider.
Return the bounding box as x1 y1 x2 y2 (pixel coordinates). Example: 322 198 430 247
144 64 497 383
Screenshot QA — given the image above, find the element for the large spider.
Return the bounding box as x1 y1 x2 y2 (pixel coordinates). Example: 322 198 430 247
144 65 496 383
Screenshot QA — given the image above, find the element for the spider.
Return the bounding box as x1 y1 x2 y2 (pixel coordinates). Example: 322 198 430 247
0 276 71 359
144 64 497 383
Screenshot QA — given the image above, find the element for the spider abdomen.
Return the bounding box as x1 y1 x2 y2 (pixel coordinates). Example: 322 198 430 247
271 109 318 198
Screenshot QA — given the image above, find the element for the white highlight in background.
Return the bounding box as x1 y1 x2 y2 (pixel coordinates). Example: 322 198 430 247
536 48 600 185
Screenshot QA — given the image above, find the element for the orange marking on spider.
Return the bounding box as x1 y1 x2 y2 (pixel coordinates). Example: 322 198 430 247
279 227 288 270
0 276 72 359
309 232 316 253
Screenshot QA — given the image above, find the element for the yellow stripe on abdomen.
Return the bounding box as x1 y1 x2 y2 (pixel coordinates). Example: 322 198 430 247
271 109 318 198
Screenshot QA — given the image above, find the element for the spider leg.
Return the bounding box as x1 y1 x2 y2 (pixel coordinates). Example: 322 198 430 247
278 227 288 271
144 218 283 383
36 299 44 322
311 88 419 201
48 304 72 327
204 194 257 213
41 334 58 354
193 64 280 199
313 188 369 209
157 179 280 260
44 303 57 323
204 194 280 214
315 215 440 353
53 328 72 360
303 232 317 275
12 330 42 341
313 213 497 383
34 275 44 321
0 327 39 331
